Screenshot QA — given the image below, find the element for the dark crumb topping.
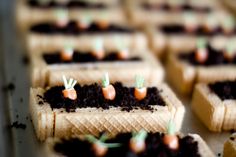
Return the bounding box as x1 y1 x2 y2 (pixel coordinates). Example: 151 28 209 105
28 0 107 9
42 82 166 112
230 137 235 141
54 133 201 157
30 22 134 35
10 121 26 130
160 24 236 36
178 44 236 66
43 52 141 64
142 2 211 13
209 80 236 100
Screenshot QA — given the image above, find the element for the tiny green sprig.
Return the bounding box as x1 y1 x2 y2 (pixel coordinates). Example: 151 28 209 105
93 38 104 52
64 43 74 54
223 16 235 29
196 38 207 49
62 75 77 90
226 42 236 55
85 133 121 148
55 9 68 20
135 75 145 89
131 129 147 142
102 73 110 88
167 119 175 135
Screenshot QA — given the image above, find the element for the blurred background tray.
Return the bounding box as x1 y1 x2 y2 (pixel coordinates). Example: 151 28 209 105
0 0 232 157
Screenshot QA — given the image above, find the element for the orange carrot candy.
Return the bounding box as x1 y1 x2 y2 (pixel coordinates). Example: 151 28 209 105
62 75 77 100
114 36 129 60
195 38 208 64
221 16 235 35
163 120 179 150
60 44 74 61
77 16 91 30
91 38 105 60
224 42 236 62
54 9 69 28
85 133 121 157
101 73 116 101
129 130 147 154
183 13 199 33
203 14 218 33
134 75 147 101
96 13 109 30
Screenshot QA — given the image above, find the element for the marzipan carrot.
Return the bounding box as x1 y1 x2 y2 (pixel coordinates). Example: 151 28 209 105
85 134 121 157
134 75 147 101
54 9 69 28
195 38 208 63
101 73 116 100
62 75 77 100
163 120 179 150
129 130 147 154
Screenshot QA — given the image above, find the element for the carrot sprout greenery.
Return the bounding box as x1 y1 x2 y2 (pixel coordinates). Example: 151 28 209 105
135 75 145 89
102 73 110 88
85 133 121 148
196 38 207 49
93 38 104 52
55 9 68 19
167 119 175 135
62 75 77 90
131 129 147 142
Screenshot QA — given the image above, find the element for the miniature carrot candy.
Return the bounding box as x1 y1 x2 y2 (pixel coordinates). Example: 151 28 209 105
203 14 218 33
101 73 116 101
85 133 121 157
96 13 109 29
129 129 147 154
224 42 236 61
222 16 235 34
91 38 105 60
77 16 91 30
134 75 147 101
163 120 179 150
54 9 69 28
62 75 77 100
115 36 129 60
195 38 208 63
183 13 198 33
60 44 74 61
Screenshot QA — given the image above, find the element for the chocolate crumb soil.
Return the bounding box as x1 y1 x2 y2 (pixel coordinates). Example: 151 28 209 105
178 44 236 66
53 133 201 157
143 3 211 13
30 22 134 35
43 52 141 64
10 121 26 130
43 82 165 112
28 0 107 9
159 24 235 36
209 80 236 100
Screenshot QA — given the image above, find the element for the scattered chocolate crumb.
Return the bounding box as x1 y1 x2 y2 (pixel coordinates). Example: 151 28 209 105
10 121 26 130
22 55 30 65
230 129 236 134
43 82 166 112
230 137 235 141
2 83 15 92
218 153 221 156
16 115 19 118
37 94 43 99
20 98 23 102
38 101 43 105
